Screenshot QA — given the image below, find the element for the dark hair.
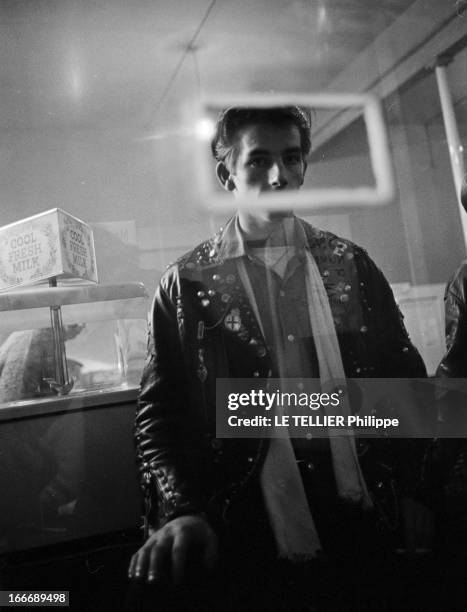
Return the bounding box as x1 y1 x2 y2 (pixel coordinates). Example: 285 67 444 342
462 172 467 212
211 106 312 168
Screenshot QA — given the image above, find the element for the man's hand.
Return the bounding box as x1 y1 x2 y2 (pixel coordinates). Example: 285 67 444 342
128 514 218 586
401 497 434 555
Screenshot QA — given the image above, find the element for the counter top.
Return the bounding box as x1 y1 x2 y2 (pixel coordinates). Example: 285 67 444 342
0 385 139 422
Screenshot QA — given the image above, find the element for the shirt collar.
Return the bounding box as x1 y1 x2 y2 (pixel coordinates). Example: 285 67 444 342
217 214 309 262
217 215 249 260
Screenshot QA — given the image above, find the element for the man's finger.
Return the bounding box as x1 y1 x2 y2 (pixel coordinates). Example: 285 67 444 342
148 537 172 584
128 553 138 580
133 546 150 581
171 537 189 586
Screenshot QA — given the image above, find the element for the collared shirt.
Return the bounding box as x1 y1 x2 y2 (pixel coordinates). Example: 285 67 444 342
219 215 328 457
218 215 319 379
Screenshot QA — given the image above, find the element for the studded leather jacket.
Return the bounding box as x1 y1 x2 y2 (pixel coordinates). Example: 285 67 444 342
437 261 467 378
135 218 427 533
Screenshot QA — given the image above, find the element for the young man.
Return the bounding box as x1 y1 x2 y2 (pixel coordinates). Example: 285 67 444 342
129 107 427 609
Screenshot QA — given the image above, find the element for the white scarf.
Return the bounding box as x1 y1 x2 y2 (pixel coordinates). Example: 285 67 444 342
237 217 372 560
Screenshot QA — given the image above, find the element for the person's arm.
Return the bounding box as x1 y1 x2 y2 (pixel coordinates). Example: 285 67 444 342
438 271 467 378
357 251 426 378
130 273 217 584
357 251 434 551
434 270 467 533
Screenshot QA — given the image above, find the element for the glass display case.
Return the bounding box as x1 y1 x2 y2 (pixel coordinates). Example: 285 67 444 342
0 282 148 405
0 283 148 552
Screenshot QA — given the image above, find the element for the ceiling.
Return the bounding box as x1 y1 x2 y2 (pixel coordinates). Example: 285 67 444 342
0 0 419 134
0 0 465 240
0 0 465 288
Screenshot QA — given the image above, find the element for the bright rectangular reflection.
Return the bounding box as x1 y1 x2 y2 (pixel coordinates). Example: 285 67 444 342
195 93 395 214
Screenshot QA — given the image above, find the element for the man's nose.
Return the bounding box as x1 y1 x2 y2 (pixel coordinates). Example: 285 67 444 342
269 161 288 189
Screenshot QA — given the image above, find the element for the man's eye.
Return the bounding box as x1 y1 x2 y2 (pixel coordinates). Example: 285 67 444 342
248 157 269 168
284 154 302 165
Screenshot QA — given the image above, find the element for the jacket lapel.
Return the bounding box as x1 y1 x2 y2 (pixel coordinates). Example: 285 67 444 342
198 259 265 350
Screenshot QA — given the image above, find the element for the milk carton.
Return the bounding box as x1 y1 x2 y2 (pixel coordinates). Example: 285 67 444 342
0 208 98 290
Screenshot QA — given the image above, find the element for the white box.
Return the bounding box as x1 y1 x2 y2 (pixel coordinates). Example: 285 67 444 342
0 208 98 290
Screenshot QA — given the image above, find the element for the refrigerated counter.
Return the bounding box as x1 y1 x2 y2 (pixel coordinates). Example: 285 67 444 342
0 283 148 554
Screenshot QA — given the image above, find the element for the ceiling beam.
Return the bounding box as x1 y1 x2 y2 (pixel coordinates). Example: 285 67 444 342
313 0 467 149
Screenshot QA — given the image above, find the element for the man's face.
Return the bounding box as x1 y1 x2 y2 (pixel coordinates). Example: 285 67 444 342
227 122 306 196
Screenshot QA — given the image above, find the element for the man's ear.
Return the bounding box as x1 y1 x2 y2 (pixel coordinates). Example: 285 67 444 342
216 162 235 192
